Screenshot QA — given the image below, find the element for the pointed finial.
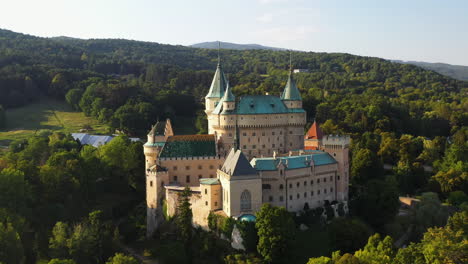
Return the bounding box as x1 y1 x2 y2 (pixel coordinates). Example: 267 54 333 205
218 41 221 66
289 50 293 72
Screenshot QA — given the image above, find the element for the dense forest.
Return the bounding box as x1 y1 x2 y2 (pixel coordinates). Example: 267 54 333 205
0 28 467 264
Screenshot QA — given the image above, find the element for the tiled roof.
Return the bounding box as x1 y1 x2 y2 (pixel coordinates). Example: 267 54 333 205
159 135 217 158
250 152 336 171
221 149 257 176
306 121 323 140
200 178 220 185
281 72 302 101
206 64 227 98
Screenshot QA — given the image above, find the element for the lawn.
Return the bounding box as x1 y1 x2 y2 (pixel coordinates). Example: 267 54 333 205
0 98 109 147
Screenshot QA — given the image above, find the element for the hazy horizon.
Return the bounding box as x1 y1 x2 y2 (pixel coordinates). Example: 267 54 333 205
1 0 467 66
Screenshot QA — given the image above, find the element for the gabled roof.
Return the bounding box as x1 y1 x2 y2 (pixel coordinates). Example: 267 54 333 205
159 135 217 158
221 149 257 177
205 64 227 98
250 152 336 171
306 121 323 140
71 133 140 148
281 72 302 101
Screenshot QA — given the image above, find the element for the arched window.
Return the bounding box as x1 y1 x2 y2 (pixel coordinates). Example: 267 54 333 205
240 190 252 211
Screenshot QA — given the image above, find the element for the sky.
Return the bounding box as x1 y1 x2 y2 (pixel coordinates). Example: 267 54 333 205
1 0 467 65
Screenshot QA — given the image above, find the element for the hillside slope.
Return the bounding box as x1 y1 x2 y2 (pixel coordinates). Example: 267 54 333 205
394 60 468 81
190 41 284 51
0 28 466 139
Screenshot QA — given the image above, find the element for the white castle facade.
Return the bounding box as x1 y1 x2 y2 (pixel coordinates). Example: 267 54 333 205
144 61 350 236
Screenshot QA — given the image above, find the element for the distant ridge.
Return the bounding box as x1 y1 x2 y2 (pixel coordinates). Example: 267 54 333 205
393 60 468 81
190 41 285 51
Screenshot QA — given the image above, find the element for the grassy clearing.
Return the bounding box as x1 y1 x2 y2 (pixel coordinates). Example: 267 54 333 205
0 98 108 147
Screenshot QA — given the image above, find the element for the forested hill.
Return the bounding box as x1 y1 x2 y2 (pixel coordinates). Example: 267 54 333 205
394 60 468 81
0 28 467 139
190 41 284 50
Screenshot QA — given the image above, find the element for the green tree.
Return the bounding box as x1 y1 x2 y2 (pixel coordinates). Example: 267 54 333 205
420 226 467 264
351 177 400 228
256 204 296 263
351 148 383 184
354 234 395 264
0 222 24 264
447 191 468 206
392 243 425 264
0 104 5 129
328 218 372 253
48 259 77 264
49 222 71 259
409 192 449 240
65 89 83 111
105 253 138 264
176 187 193 260
433 143 468 192
0 168 27 214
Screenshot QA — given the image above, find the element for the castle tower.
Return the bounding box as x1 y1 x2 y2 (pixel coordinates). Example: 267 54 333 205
322 135 350 201
205 45 228 134
144 119 173 237
281 53 305 151
281 53 302 110
222 81 235 110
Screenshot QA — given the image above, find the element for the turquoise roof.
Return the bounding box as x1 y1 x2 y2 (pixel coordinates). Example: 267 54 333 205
206 64 227 98
200 178 220 185
213 95 297 115
281 72 302 101
144 142 165 147
222 82 235 102
250 152 337 171
238 214 256 222
212 95 305 115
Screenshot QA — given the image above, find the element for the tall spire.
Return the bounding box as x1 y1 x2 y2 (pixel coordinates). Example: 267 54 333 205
218 41 221 66
289 50 292 72
281 50 302 101
205 42 227 99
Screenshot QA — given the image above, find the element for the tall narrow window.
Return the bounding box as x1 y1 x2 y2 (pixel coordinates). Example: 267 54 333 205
240 190 252 211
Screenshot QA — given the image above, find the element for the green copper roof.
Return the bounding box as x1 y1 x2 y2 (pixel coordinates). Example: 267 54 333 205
281 72 302 101
200 178 220 185
159 135 217 158
144 142 165 147
212 95 292 115
250 152 336 171
205 64 227 98
222 82 235 102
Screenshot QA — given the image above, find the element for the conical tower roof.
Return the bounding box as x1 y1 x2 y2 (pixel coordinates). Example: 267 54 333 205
222 81 235 102
205 63 227 99
281 70 302 101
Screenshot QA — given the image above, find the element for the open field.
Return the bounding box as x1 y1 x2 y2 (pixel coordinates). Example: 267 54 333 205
0 99 109 148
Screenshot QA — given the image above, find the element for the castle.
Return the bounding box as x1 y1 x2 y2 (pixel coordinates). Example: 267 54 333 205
144 60 350 236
